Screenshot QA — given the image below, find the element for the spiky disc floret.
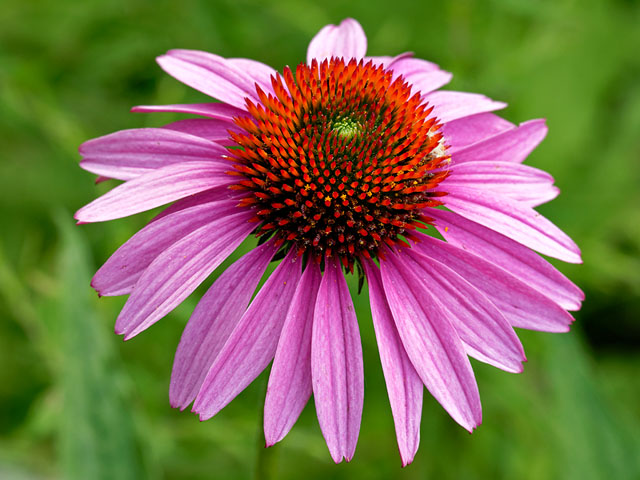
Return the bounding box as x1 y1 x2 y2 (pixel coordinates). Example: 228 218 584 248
229 57 450 268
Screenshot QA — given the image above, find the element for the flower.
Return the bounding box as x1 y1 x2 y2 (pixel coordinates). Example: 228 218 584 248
75 18 583 465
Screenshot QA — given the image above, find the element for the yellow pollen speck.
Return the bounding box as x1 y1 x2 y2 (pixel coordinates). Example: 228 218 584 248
340 194 347 201
366 191 372 197
444 226 449 232
304 184 311 191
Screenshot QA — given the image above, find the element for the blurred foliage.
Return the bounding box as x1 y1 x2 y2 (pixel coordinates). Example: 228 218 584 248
1 0 639 478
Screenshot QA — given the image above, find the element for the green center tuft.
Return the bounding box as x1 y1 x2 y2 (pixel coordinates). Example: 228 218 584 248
332 117 362 139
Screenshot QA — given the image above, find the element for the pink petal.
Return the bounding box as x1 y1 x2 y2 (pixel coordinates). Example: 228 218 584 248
193 249 302 420
443 187 582 263
430 209 584 311
157 49 261 110
115 210 255 339
92 189 241 296
227 58 278 94
307 18 367 64
387 57 452 95
312 257 364 463
424 90 507 123
79 128 229 181
401 251 526 373
149 187 242 222
162 118 242 145
442 113 515 152
389 56 439 74
409 70 453 96
380 251 482 432
450 119 548 164
74 161 235 223
363 260 422 467
131 102 247 121
264 261 322 446
412 232 575 332
366 52 413 69
170 240 277 409
444 161 559 207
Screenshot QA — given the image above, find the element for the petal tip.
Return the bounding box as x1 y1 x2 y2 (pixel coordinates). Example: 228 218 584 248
117 321 142 341
401 458 415 468
89 279 104 297
114 324 128 340
461 411 482 434
465 419 482 434
331 453 346 464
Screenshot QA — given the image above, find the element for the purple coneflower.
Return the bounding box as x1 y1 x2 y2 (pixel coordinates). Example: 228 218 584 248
76 18 583 465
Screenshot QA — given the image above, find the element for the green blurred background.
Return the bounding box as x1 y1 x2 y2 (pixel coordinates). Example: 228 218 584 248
1 0 639 478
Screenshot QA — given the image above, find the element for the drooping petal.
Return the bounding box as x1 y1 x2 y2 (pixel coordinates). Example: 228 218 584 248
264 261 322 446
170 240 277 410
401 250 526 373
423 90 507 123
312 257 364 463
307 18 367 64
443 187 582 263
92 189 241 296
412 232 575 332
363 260 422 467
79 128 229 181
162 118 242 145
131 102 247 121
157 49 261 109
114 210 255 339
193 250 302 420
441 112 514 152
444 161 559 207
387 57 452 95
380 251 482 432
429 209 584 311
450 119 548 164
74 161 235 223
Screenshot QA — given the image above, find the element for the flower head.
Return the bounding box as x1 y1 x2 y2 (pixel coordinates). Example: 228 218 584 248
76 18 583 465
